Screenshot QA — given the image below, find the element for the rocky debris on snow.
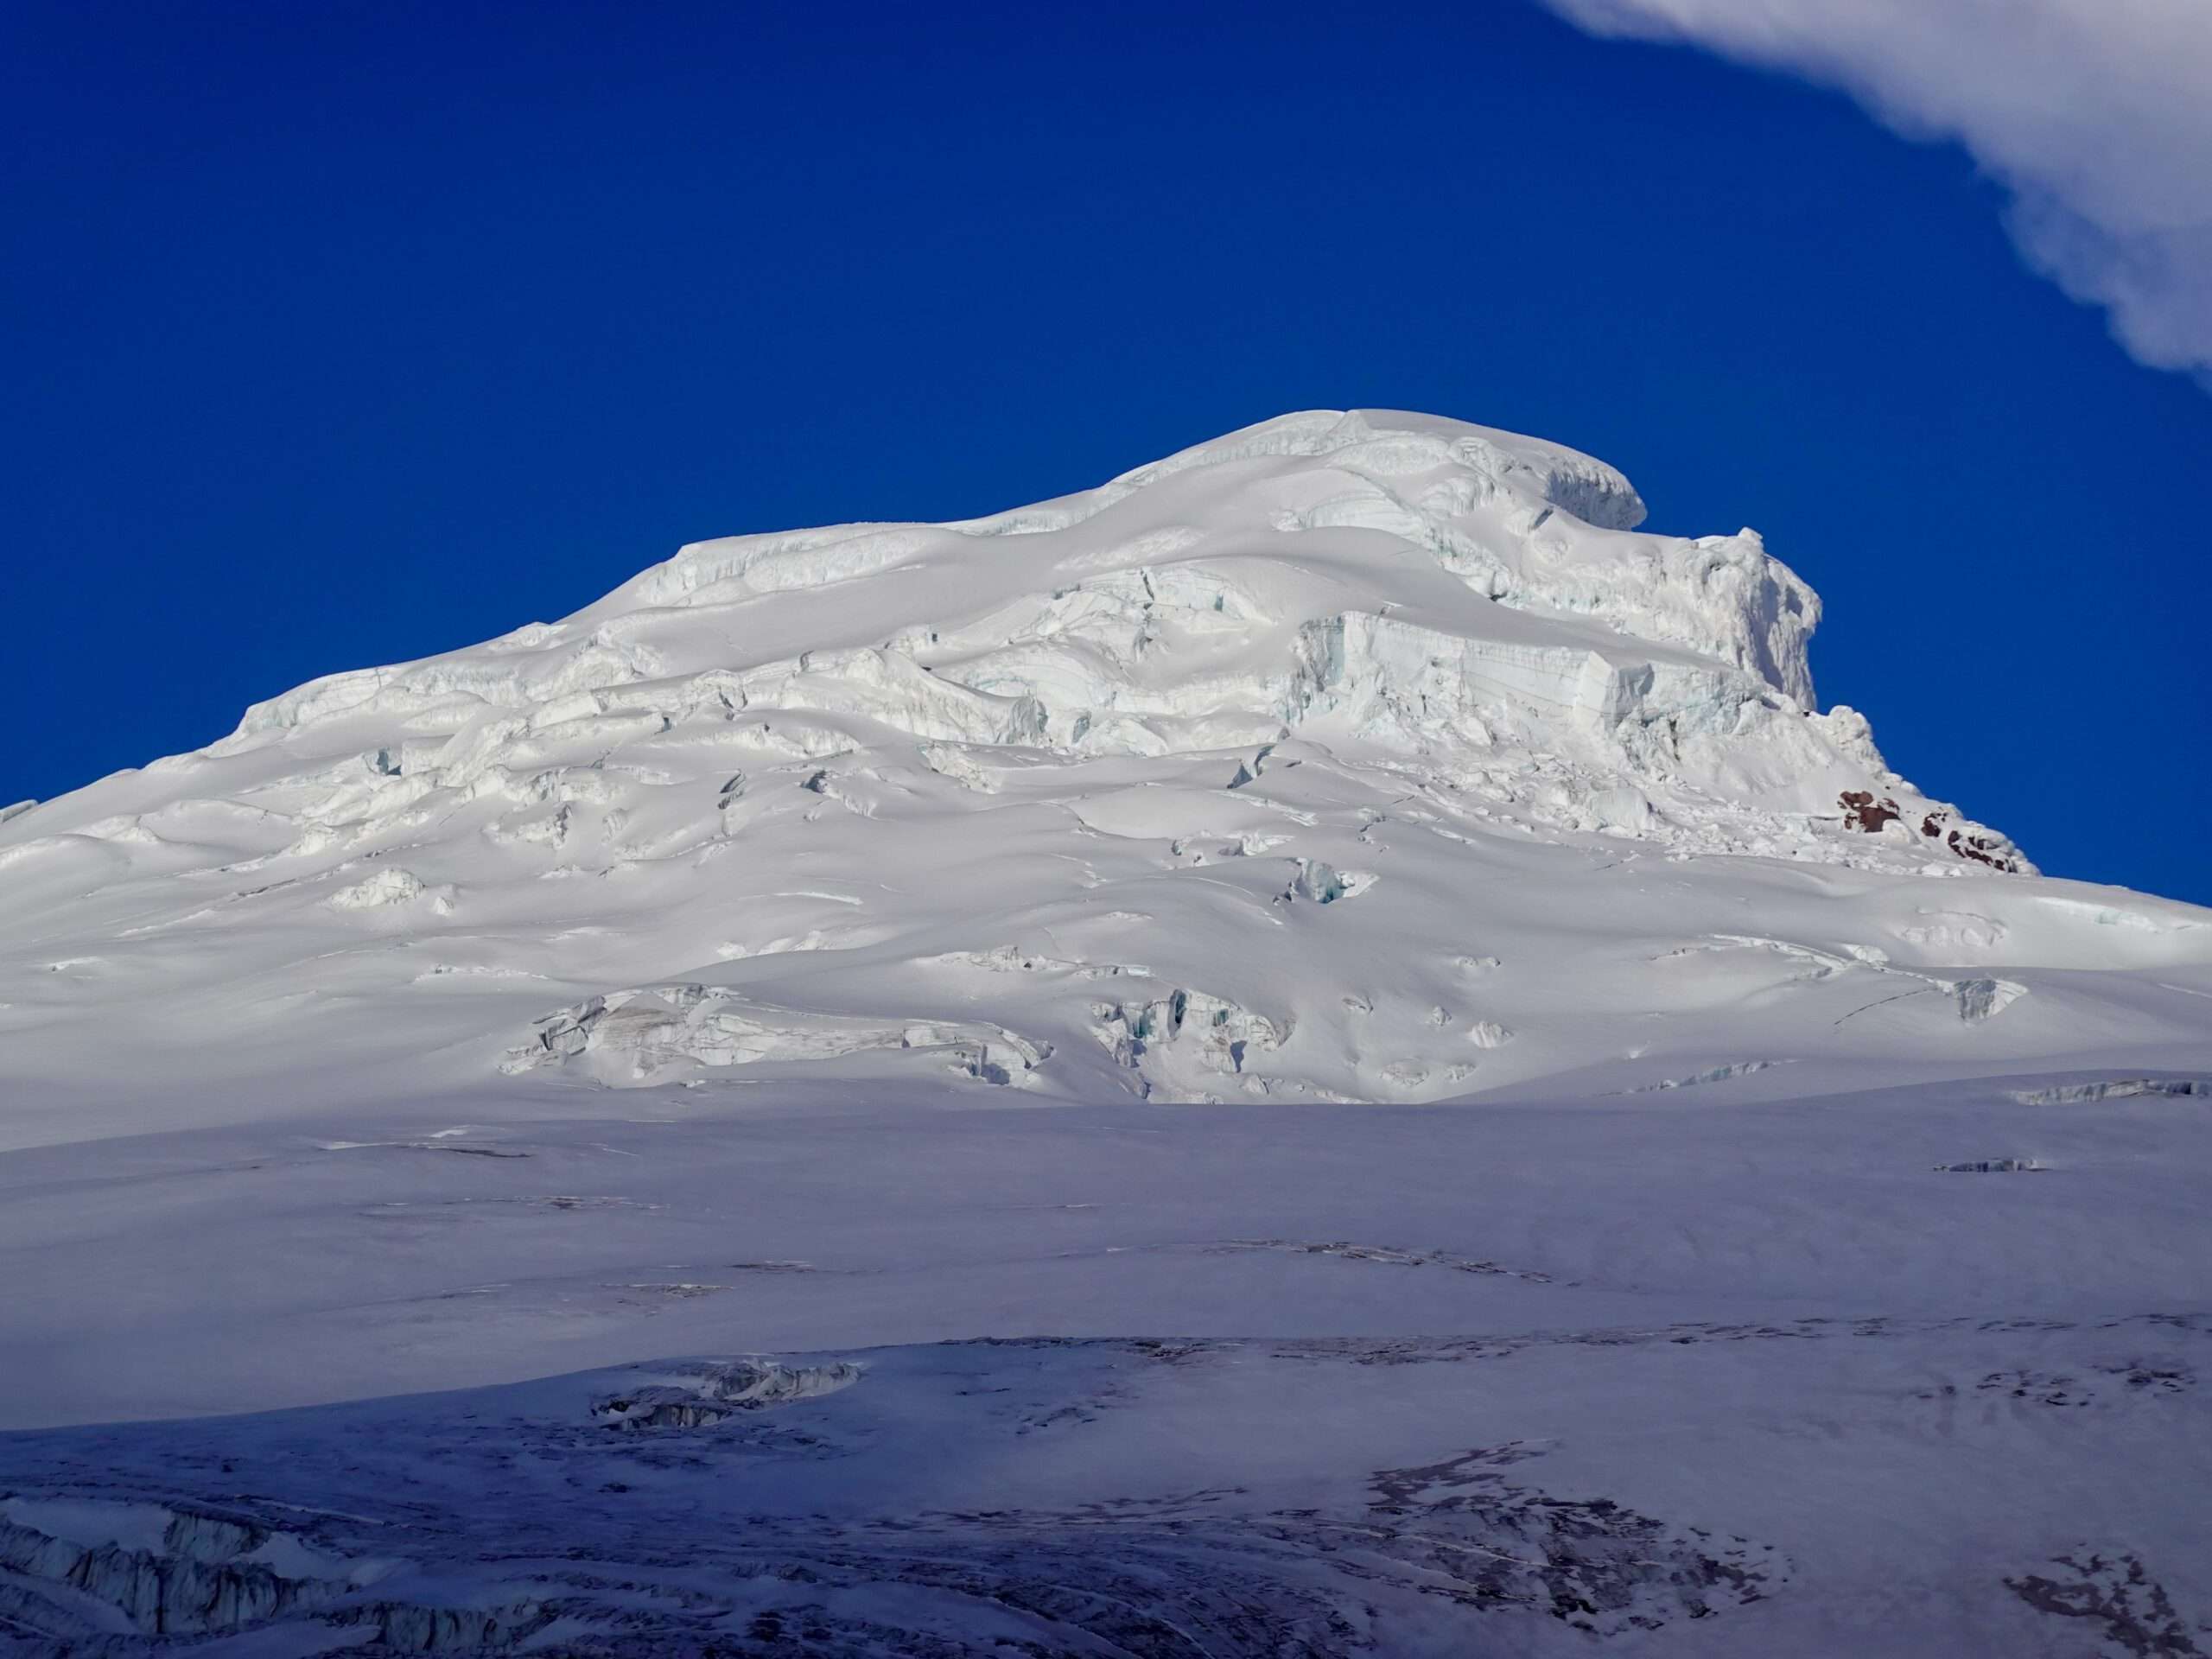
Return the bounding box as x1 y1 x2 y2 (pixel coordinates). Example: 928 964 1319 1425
1921 809 2024 872
1840 791 2024 873
1840 790 1904 833
2006 1549 2207 1657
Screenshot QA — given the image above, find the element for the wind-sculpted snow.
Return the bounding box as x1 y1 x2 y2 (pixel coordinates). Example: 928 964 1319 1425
3 408 2210 1654
9 405 2184 1114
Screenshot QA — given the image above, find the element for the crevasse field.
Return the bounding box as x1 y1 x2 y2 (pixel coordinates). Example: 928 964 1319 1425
3 410 2207 1656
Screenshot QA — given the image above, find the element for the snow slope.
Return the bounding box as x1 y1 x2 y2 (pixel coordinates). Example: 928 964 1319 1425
3 408 2190 1121
2 410 2208 1656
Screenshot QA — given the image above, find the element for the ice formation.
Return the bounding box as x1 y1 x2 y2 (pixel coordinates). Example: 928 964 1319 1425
3 410 2210 1655
12 406 2174 1112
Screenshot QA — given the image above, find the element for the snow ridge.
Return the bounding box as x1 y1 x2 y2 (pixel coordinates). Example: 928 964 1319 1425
5 408 2201 1110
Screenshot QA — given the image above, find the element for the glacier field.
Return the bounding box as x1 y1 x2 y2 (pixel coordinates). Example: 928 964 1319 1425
1 410 2208 1656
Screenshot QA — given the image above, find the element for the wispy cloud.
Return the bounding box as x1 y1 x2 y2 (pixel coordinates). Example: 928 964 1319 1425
1545 0 2212 383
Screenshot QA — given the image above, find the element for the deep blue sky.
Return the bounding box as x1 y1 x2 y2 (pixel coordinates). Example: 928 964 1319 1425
4 2 2207 902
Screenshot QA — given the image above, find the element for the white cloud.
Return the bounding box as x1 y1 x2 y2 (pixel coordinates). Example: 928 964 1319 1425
1545 0 2212 382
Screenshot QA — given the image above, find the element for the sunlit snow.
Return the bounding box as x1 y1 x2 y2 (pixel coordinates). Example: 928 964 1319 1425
2 410 2206 1655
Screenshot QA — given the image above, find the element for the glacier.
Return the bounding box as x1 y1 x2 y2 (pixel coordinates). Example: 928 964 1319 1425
1 409 2208 1656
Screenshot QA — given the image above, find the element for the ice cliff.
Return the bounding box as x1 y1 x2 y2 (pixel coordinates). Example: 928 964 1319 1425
190 410 1993 861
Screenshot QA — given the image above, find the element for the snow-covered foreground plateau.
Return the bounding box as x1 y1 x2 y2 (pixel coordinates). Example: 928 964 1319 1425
3 410 2209 1655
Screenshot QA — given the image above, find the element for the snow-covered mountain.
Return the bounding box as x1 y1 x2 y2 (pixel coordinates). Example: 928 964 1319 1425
4 409 2191 1117
3 411 2208 1656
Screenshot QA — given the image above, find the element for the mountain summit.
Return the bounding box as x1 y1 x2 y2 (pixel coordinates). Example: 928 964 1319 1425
2 410 2198 1115
5 415 2210 1654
